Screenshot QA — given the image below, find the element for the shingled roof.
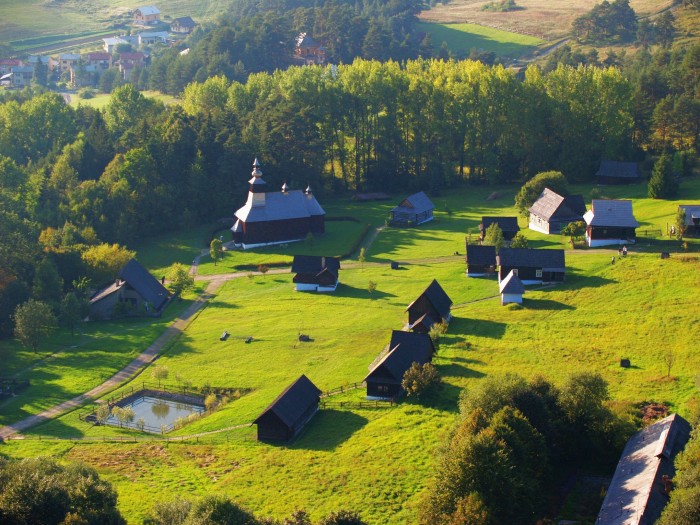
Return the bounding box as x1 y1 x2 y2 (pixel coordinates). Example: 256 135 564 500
364 331 434 383
291 255 340 278
406 279 452 320
235 189 325 223
596 160 640 180
679 204 700 225
119 259 170 310
254 375 321 429
466 244 496 266
497 248 566 271
583 199 640 228
598 413 691 525
529 188 587 221
392 191 434 215
499 270 525 294
481 216 520 234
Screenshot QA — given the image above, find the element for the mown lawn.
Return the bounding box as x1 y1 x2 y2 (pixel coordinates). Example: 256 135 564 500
2 178 699 524
4 249 699 524
70 90 181 110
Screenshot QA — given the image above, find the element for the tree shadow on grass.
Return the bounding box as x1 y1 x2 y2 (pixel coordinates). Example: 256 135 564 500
524 299 575 311
205 301 240 310
291 409 368 451
331 283 396 299
450 316 507 339
562 272 616 290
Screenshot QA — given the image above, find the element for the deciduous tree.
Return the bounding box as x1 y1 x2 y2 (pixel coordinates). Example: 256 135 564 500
13 299 57 353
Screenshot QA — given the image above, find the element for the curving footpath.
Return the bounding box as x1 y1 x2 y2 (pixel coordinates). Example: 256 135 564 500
0 280 222 441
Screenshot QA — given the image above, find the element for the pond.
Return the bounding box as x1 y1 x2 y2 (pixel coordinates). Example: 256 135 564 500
105 395 205 433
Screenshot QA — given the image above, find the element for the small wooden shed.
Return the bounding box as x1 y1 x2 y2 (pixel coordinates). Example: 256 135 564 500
365 330 434 399
595 160 641 185
583 199 639 247
292 255 340 292
499 270 524 305
253 375 321 442
406 279 453 331
390 191 434 226
466 244 496 277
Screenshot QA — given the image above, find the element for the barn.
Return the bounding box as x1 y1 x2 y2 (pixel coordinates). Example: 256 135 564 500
292 255 340 292
583 199 639 247
406 279 453 331
497 248 566 285
364 330 434 399
253 375 322 442
595 160 641 185
499 270 525 305
232 159 325 249
598 413 691 525
466 244 496 277
528 188 587 234
88 259 170 320
390 191 434 226
480 216 520 242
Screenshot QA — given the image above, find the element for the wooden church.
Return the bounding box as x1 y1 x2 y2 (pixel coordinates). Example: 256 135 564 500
232 159 326 249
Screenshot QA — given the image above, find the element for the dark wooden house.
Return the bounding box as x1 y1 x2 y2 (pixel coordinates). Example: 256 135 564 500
499 270 524 305
88 259 170 320
232 159 325 249
390 191 434 226
480 216 520 241
595 160 641 185
253 374 322 442
497 248 566 284
678 204 700 237
171 16 197 34
291 255 340 292
583 199 639 247
528 188 586 234
598 413 691 525
364 330 434 399
466 244 496 277
406 279 453 331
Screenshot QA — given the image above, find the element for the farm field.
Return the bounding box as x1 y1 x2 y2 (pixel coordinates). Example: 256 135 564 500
1 180 699 524
0 0 233 42
419 0 675 41
416 21 544 58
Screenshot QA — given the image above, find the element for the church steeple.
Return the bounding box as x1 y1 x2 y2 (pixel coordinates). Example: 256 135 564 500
247 158 267 207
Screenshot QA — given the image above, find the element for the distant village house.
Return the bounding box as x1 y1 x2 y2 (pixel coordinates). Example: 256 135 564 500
583 199 639 247
480 216 520 242
253 375 321 442
292 255 340 292
134 5 161 25
365 330 434 399
390 191 434 227
595 160 641 185
88 259 170 320
598 413 690 525
171 16 197 34
497 248 566 284
678 204 700 237
499 270 524 305
528 188 586 235
406 279 452 332
294 33 326 65
232 159 325 249
465 244 496 277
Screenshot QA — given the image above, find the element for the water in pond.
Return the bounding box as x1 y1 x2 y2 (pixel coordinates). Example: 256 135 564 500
106 396 205 432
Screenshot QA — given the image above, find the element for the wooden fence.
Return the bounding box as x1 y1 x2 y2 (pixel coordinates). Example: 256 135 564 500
320 399 395 410
320 381 365 398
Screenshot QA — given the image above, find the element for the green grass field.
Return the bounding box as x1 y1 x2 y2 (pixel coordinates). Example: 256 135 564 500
416 21 545 58
2 180 700 523
70 90 180 110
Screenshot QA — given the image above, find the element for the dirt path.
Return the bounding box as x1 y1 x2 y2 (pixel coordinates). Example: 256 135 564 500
0 280 223 440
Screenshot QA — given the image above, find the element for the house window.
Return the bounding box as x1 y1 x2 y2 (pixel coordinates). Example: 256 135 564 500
536 269 542 278
378 385 389 394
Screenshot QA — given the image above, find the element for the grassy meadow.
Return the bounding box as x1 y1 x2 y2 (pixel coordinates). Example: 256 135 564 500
419 0 674 41
70 91 181 110
1 180 700 523
416 21 544 58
